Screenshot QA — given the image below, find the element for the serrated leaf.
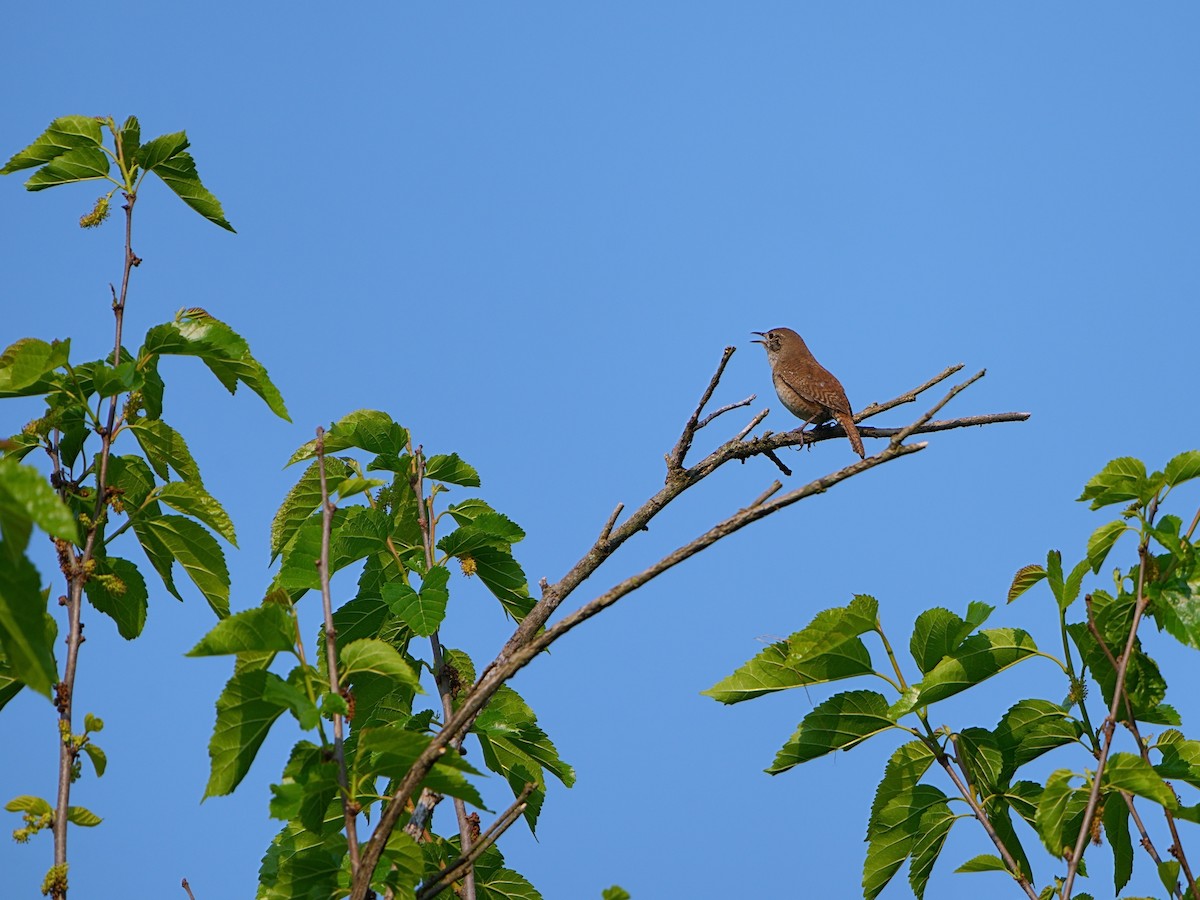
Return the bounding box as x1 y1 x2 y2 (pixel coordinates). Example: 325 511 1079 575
83 556 148 640
136 131 188 172
340 639 420 690
157 481 236 545
863 785 950 900
204 670 289 797
2 116 102 174
1103 790 1133 893
869 741 936 839
270 457 351 563
909 605 979 675
1078 457 1151 509
25 145 110 190
470 546 535 622
142 515 229 616
995 698 1079 782
118 116 140 166
705 598 879 703
188 603 296 656
1102 752 1177 808
1087 520 1129 574
383 567 450 637
0 337 70 398
1034 770 1088 858
287 410 408 465
127 418 201 482
145 144 234 231
0 457 77 546
257 818 345 900
0 550 56 698
1007 564 1046 604
1164 450 1200 487
768 689 895 774
955 854 1010 874
894 629 1038 716
957 727 1004 796
425 452 480 487
66 805 102 826
141 310 288 419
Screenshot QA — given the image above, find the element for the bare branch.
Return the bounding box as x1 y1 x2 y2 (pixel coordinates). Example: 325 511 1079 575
856 363 965 421
415 784 536 900
889 369 986 447
667 345 736 471
697 394 756 430
598 503 624 543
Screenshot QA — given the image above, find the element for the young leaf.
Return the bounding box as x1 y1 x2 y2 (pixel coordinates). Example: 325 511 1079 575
1034 770 1088 858
2 116 103 174
148 148 234 231
1086 520 1129 574
141 310 288 420
768 690 895 774
1101 753 1177 808
954 855 1010 874
0 551 56 698
187 604 296 656
141 515 230 617
204 669 290 797
908 605 981 675
66 806 102 826
1007 564 1046 604
270 457 352 563
156 481 236 545
83 744 107 778
425 452 481 487
0 338 70 398
994 698 1079 782
83 556 149 640
383 566 450 637
24 146 109 190
893 629 1038 716
127 418 201 482
340 639 420 690
1164 450 1200 487
287 409 408 465
1077 457 1151 510
0 457 77 548
862 785 950 900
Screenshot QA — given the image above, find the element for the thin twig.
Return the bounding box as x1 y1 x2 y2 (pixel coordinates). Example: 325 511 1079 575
316 428 361 873
761 448 792 477
856 363 965 421
181 878 196 900
749 482 783 507
415 784 536 900
666 345 736 472
697 394 756 430
1063 517 1155 900
889 369 986 448
598 503 624 543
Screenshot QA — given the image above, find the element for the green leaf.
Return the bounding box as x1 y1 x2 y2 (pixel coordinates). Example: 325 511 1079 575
118 116 140 167
268 742 338 833
204 669 289 797
66 805 102 826
476 684 576 832
1007 564 1046 604
994 699 1079 782
908 603 990 675
258 818 345 900
83 556 148 640
270 457 352 563
383 566 450 637
954 855 1010 874
357 727 486 809
83 743 107 778
157 481 236 545
470 546 535 622
5 795 53 815
705 596 878 703
83 712 103 732
136 131 189 172
956 727 1004 796
425 453 481 487
0 457 77 546
25 145 109 190
1034 770 1088 858
1164 450 1200 487
602 888 631 900
908 800 956 900
0 338 69 398
340 639 420 690
2 116 102 174
142 515 229 616
768 690 895 774
141 310 288 419
187 603 296 656
332 476 384 500
893 629 1038 716
869 741 936 839
0 550 56 698
127 418 201 482
475 866 542 900
1078 457 1151 509
1103 790 1133 893
1087 520 1129 574
1159 860 1182 895
1154 735 1200 790
1101 752 1176 808
287 409 408 465
263 671 319 731
862 785 950 900
150 150 235 231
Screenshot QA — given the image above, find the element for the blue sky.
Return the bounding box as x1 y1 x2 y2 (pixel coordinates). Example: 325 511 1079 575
3 4 1199 898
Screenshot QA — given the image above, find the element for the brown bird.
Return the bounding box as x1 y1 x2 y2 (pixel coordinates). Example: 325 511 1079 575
752 327 866 458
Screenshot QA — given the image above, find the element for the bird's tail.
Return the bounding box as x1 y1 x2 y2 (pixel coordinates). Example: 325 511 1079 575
835 411 866 458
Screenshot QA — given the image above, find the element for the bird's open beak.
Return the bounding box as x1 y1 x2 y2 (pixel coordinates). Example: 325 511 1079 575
751 331 765 345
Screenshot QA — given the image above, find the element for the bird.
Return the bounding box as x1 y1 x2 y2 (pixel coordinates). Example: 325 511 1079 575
752 327 866 458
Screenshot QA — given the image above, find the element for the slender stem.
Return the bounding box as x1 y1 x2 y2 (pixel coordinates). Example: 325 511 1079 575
52 188 139 900
411 449 476 900
316 428 360 873
1062 515 1155 900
